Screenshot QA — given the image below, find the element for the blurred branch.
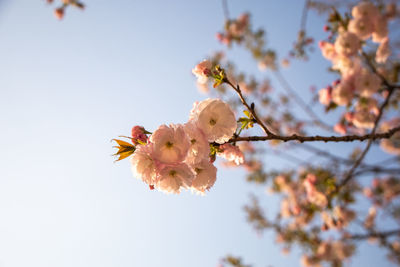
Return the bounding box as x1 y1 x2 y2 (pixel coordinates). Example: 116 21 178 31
273 70 332 131
349 229 400 240
338 52 398 189
222 0 230 21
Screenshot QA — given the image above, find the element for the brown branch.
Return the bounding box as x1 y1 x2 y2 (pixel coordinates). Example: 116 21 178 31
349 229 400 240
221 0 230 21
228 126 400 143
352 167 400 177
300 0 310 31
224 79 275 136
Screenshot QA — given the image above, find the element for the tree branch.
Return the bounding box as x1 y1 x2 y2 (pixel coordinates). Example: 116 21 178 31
349 229 400 240
228 126 400 143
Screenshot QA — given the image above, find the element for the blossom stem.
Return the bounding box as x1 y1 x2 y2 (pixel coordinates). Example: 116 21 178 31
224 78 275 136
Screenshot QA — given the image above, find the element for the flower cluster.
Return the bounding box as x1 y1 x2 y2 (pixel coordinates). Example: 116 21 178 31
114 97 244 194
317 1 396 134
301 241 355 267
216 13 250 46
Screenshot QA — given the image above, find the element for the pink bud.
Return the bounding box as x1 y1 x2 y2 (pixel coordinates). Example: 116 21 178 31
344 112 354 122
131 125 148 145
334 123 347 135
332 79 340 86
323 25 330 32
215 32 223 41
54 8 64 20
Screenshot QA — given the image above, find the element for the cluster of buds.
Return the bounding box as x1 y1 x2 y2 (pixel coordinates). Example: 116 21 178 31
317 2 397 134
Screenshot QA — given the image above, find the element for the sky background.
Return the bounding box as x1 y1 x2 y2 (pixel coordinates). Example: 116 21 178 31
0 1 396 267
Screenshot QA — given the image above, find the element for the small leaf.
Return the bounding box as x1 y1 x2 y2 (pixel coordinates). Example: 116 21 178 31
112 139 136 162
113 149 135 162
113 139 133 147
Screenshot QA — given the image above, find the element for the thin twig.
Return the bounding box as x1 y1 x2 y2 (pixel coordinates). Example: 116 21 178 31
349 229 400 240
300 0 310 31
221 0 230 21
225 79 275 136
273 70 332 131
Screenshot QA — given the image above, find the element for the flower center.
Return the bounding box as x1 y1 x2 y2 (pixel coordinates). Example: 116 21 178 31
166 141 174 148
169 170 177 177
191 139 197 145
209 118 217 126
194 168 202 174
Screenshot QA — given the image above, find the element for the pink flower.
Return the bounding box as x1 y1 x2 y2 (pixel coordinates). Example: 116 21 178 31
191 160 217 194
318 87 332 105
332 80 354 106
354 68 381 97
190 98 237 144
192 60 212 84
54 8 64 20
237 13 249 25
150 124 190 164
348 17 374 40
196 81 209 94
130 144 157 186
259 80 272 93
352 109 376 129
364 206 377 229
372 16 388 43
281 58 290 68
376 38 391 63
183 122 210 164
334 32 361 57
257 52 277 71
218 144 244 165
385 3 397 19
156 163 194 194
319 41 337 61
332 55 362 78
352 2 379 19
380 119 400 155
334 123 347 135
131 125 148 144
344 113 354 124
303 174 327 208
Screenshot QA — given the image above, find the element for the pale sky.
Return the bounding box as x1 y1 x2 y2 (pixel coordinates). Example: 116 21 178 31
0 1 396 267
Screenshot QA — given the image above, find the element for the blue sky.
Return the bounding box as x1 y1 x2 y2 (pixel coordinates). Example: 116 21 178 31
0 1 396 267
